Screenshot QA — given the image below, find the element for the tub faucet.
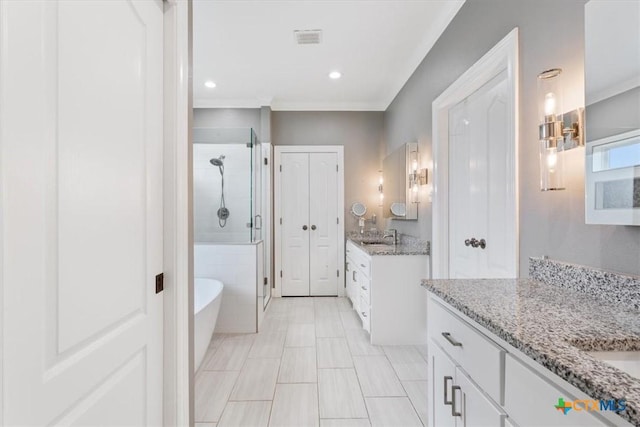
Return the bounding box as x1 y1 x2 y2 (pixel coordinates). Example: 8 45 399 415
383 229 398 245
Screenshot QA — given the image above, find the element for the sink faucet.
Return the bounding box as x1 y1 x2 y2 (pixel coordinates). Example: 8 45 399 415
383 229 398 245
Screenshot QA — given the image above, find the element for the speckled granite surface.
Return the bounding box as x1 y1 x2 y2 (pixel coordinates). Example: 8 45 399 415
346 234 429 256
530 257 640 310
421 277 640 425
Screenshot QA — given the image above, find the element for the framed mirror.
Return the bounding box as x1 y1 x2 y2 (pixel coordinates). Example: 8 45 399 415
584 0 640 225
383 142 418 220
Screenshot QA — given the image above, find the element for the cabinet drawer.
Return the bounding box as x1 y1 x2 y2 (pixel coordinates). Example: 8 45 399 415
428 298 505 404
504 355 610 427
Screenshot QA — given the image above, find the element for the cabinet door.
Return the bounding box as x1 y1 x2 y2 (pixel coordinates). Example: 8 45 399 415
351 267 361 312
455 367 506 427
430 341 457 427
346 256 354 302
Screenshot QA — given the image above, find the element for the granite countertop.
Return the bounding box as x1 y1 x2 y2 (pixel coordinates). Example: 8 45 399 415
421 278 640 425
347 237 429 256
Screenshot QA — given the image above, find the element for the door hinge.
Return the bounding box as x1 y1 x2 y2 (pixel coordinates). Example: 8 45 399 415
264 158 268 165
279 165 282 172
337 269 339 277
264 277 268 285
155 273 164 294
337 217 339 224
280 270 283 278
336 164 339 172
279 217 282 225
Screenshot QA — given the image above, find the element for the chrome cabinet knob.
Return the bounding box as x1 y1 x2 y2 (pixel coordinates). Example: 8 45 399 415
478 238 486 249
311 225 316 230
302 225 308 230
464 239 471 247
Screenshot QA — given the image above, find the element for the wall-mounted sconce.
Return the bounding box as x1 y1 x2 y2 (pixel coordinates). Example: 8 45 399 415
537 68 584 191
378 170 384 207
408 150 428 203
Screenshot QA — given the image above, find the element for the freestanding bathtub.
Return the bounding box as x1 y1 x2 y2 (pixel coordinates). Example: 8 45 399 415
194 278 224 371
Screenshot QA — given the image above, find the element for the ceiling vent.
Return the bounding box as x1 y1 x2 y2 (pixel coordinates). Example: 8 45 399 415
294 29 322 45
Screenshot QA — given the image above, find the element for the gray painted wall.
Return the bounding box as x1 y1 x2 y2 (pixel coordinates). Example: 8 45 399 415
384 0 640 276
272 111 385 233
193 108 261 134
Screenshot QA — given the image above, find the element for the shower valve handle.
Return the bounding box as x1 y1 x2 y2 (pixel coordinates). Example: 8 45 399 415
302 225 308 231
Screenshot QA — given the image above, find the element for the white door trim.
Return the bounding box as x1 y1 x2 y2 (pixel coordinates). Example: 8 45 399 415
162 0 193 426
431 28 519 279
274 145 345 298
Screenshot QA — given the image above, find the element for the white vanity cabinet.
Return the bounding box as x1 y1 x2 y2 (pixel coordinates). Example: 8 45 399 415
346 240 428 344
427 294 632 427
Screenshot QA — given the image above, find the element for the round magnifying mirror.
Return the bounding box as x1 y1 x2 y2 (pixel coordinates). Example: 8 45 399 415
390 202 406 217
351 202 367 217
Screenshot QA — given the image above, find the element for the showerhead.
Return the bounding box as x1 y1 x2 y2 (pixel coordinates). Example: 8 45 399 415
210 155 225 167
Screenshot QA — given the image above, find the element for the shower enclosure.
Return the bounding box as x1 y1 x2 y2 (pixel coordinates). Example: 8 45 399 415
193 127 272 331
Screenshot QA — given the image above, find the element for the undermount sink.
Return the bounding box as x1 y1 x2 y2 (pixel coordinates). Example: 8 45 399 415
587 351 640 380
359 240 392 246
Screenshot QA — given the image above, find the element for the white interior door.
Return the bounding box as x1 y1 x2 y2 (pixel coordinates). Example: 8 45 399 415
1 1 164 425
449 70 516 278
280 153 311 296
309 153 339 296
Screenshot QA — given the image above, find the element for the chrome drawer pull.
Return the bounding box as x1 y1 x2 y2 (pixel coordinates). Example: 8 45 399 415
360 263 366 268
361 311 367 317
361 286 367 291
451 385 462 417
444 376 453 405
442 332 462 347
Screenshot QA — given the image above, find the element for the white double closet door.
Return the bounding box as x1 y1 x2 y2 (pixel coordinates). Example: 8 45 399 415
279 151 340 296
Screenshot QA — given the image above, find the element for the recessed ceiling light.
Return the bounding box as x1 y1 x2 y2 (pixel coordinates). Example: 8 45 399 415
329 71 342 80
204 80 216 88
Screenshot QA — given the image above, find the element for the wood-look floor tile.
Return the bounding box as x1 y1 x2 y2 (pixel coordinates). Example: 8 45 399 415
365 397 422 427
218 401 272 427
345 329 384 356
339 310 362 330
204 334 256 371
402 381 428 426
278 347 317 383
318 369 368 419
316 317 346 338
230 358 280 401
317 338 353 368
249 331 286 358
320 420 370 427
285 323 316 347
382 346 425 364
269 383 319 427
195 371 239 422
391 361 428 381
353 356 405 397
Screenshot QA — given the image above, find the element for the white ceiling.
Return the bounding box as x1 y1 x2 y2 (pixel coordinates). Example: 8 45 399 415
193 0 465 111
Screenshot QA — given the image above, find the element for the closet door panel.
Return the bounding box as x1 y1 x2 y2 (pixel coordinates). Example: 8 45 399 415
309 152 339 296
280 153 310 296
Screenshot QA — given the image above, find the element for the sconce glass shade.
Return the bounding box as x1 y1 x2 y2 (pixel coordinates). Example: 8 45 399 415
539 139 565 190
538 68 563 126
538 68 565 191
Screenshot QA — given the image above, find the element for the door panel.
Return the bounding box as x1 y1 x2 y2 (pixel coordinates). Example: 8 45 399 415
1 0 163 424
280 153 311 296
309 153 339 296
449 70 515 279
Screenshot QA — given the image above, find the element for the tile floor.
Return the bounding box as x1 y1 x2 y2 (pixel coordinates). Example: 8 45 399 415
195 297 428 427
